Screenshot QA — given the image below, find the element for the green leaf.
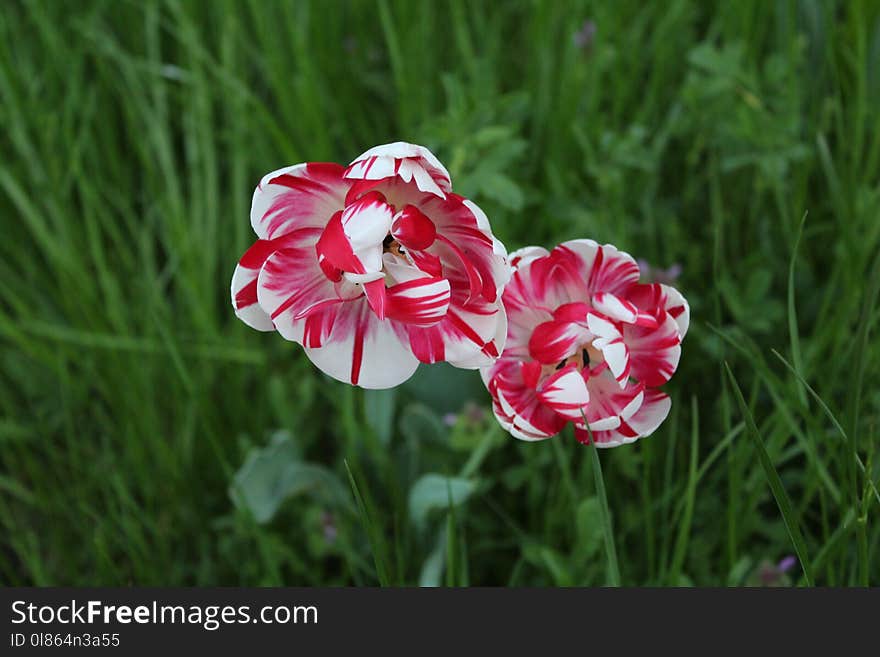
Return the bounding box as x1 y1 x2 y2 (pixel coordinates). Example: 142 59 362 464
588 442 622 586
724 363 814 585
408 474 477 529
399 403 447 444
575 497 604 558
229 433 348 523
418 530 446 587
364 388 396 446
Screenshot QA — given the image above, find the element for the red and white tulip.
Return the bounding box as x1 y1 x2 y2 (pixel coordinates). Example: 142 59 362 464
482 240 689 447
231 142 511 389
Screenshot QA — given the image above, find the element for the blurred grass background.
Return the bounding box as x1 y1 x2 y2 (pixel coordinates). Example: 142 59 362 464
1 0 879 586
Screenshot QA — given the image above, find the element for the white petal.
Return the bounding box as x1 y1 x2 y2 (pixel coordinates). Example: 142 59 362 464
231 263 275 331
303 299 420 389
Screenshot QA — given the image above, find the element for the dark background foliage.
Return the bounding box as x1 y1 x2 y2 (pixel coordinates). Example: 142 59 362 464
1 0 878 585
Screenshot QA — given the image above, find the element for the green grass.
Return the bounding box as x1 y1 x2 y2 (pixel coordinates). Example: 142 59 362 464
1 0 879 586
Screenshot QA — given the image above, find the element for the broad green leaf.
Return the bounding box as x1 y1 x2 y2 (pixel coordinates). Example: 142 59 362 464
230 433 348 523
408 474 477 528
364 388 396 446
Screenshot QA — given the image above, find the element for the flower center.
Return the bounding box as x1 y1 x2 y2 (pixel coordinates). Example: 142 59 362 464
382 234 408 260
547 343 606 376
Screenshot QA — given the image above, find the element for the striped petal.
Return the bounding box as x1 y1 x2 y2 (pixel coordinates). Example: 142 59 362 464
316 191 394 276
586 313 631 387
301 298 420 389
251 162 348 240
628 283 690 338
231 228 323 331
623 314 682 387
578 374 645 432
489 361 566 441
385 276 451 326
256 243 340 342
344 142 452 198
407 300 506 368
391 205 437 250
537 366 590 420
509 246 550 270
528 320 590 364
578 389 671 447
552 239 641 298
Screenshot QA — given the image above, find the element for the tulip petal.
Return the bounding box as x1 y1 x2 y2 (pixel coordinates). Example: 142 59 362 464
391 205 437 250
591 292 638 323
509 246 550 269
578 374 645 432
256 243 339 340
553 239 641 297
623 314 682 387
251 162 348 240
385 276 451 326
231 228 322 331
489 361 567 440
587 312 631 387
528 320 590 364
407 300 506 367
302 298 420 389
627 283 690 338
538 366 590 420
579 389 671 447
345 142 452 198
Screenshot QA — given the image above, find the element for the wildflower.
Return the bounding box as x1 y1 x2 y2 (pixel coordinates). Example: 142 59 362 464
232 142 510 389
747 556 796 586
573 20 597 50
481 240 689 446
637 258 682 285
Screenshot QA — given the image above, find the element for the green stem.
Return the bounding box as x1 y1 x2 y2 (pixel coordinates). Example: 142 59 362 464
587 436 621 586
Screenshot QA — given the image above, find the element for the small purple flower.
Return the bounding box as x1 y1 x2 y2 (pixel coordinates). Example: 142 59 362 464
442 413 458 427
777 555 797 573
463 402 486 424
638 259 682 286
573 20 597 50
321 511 337 543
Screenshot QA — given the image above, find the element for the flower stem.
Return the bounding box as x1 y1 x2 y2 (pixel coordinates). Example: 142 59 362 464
588 439 621 586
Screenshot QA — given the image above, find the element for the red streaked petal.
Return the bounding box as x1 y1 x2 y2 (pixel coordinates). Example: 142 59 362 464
509 246 550 270
362 278 387 320
251 162 348 240
579 374 645 431
434 234 483 303
592 292 638 323
623 314 682 387
627 283 690 338
298 297 419 389
587 312 630 387
345 142 452 198
407 300 506 367
391 205 437 250
385 276 451 326
528 320 590 364
538 366 590 420
551 239 641 298
408 249 443 278
580 388 671 447
231 266 274 331
340 192 394 261
488 361 567 440
553 302 591 323
231 230 321 332
316 210 364 275
256 245 338 340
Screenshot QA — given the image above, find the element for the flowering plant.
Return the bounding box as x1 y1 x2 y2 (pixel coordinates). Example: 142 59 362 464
231 142 510 389
480 240 689 446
